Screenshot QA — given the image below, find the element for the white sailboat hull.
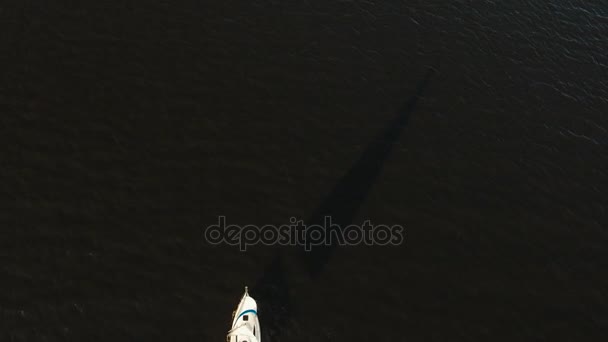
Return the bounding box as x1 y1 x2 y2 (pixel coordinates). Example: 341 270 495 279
227 287 261 342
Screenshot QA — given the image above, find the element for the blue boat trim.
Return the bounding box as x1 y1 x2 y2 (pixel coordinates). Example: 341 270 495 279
236 309 257 319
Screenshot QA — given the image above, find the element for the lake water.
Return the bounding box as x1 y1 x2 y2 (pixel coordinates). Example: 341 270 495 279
2 1 608 340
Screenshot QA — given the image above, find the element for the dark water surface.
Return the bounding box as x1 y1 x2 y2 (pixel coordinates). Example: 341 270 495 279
2 1 608 341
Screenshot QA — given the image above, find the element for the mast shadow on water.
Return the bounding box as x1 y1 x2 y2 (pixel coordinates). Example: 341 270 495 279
302 67 436 277
252 67 436 339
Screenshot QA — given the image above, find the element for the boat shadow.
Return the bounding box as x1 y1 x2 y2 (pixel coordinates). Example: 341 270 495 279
302 67 436 277
252 67 436 339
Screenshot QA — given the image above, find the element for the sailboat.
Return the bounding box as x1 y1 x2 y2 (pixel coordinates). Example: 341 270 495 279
227 287 261 342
